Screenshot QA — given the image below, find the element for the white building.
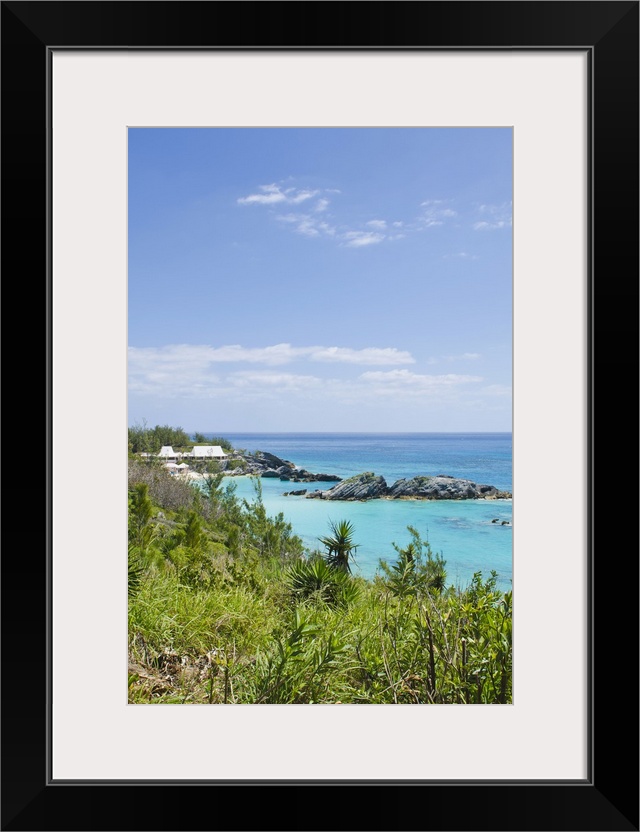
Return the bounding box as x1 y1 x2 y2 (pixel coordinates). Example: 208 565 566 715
188 445 228 460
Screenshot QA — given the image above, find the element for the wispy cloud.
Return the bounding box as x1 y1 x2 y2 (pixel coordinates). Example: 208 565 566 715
360 369 483 388
445 352 481 361
237 183 318 206
443 251 479 260
276 213 336 237
237 181 467 249
128 344 500 413
311 346 414 365
237 179 398 249
340 230 385 248
473 202 512 230
129 343 414 373
230 371 322 390
420 200 457 228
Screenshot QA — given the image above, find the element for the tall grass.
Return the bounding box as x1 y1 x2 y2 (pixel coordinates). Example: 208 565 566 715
127 461 512 704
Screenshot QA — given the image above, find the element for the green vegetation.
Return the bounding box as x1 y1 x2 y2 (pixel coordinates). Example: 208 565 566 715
128 421 235 456
128 436 512 704
201 435 235 452
192 432 234 451
128 421 192 454
318 519 358 574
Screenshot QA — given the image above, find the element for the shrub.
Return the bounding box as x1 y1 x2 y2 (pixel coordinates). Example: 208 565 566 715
285 558 359 607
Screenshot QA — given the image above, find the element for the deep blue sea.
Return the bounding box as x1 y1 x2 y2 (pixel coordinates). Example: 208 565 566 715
202 433 512 592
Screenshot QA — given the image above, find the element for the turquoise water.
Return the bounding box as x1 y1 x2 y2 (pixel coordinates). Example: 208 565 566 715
203 433 512 592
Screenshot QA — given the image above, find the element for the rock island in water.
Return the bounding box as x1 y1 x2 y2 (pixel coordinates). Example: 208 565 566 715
226 450 512 502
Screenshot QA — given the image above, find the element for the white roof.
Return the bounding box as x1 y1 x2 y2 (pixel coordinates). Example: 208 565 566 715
176 463 190 469
158 446 177 457
190 445 227 457
163 462 179 468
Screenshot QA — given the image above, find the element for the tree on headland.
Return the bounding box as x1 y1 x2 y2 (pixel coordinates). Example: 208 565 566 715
128 421 190 454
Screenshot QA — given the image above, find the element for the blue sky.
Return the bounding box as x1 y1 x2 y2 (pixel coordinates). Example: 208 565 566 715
128 128 512 433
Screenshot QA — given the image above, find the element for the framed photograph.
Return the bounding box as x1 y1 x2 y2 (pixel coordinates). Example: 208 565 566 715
3 1 637 830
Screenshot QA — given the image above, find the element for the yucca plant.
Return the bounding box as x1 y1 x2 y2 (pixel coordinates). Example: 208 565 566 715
318 519 359 574
285 557 359 607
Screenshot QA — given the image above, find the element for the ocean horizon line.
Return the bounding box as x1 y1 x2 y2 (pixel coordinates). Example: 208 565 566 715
194 430 513 436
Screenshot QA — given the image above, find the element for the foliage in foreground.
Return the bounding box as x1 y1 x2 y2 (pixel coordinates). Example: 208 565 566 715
128 459 512 705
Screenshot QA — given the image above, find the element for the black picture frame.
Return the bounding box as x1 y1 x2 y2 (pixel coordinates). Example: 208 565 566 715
2 2 638 830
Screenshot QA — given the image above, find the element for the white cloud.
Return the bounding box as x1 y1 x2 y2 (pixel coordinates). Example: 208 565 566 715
443 251 479 260
128 346 216 397
230 371 322 390
238 181 408 249
240 182 502 250
241 182 457 249
129 345 506 416
310 346 414 365
353 369 485 403
445 352 481 361
360 369 483 388
420 200 457 228
129 343 414 378
128 344 218 378
128 343 419 400
276 213 336 237
341 230 385 247
473 202 512 230
237 183 318 206
474 220 510 230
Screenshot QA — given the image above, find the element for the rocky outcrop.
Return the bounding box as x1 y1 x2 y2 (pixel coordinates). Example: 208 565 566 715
222 450 342 483
305 472 511 501
224 451 297 478
387 476 511 500
287 469 341 483
306 472 388 501
256 451 295 470
223 449 510 501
